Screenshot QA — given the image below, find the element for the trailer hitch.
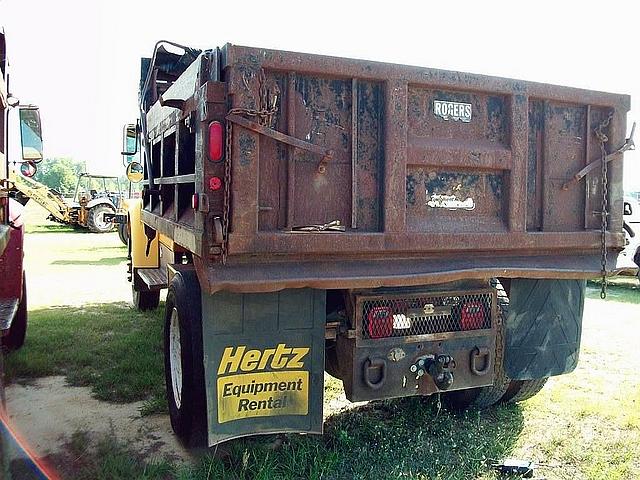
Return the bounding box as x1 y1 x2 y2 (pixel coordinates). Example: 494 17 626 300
410 354 456 390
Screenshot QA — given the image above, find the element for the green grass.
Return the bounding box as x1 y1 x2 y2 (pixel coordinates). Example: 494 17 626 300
24 223 83 234
4 302 167 413
46 400 524 480
51 256 126 266
587 279 640 304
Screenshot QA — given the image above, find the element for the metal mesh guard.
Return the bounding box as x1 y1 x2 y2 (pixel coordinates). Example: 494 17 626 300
361 292 493 339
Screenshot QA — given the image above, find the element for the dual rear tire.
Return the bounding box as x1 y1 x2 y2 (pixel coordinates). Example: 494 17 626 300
443 282 548 410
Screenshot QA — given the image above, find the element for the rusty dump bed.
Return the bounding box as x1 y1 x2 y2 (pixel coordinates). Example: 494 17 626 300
142 44 630 293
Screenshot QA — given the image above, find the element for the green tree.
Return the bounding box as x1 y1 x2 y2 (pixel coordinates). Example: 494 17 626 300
34 157 84 195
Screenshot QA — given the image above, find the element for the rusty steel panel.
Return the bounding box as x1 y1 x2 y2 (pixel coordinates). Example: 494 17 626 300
406 169 505 233
407 87 509 147
243 69 384 232
139 44 631 293
542 101 587 232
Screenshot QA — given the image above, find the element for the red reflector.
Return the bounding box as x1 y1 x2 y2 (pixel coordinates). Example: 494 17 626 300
191 193 199 210
367 306 393 339
460 301 485 330
209 176 222 191
208 121 223 161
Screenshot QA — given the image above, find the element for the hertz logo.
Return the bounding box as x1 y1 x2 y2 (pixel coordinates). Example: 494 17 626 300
217 344 310 375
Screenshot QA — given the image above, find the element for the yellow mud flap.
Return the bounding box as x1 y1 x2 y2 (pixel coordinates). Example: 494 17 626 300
202 289 325 445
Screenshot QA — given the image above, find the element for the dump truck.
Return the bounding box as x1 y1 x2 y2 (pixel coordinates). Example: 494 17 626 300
0 28 43 351
123 41 633 447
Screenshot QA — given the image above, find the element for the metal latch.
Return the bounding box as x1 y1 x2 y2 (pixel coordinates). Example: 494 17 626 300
562 121 636 190
226 114 334 174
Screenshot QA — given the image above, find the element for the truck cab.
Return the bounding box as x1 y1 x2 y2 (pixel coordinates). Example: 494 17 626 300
0 28 43 350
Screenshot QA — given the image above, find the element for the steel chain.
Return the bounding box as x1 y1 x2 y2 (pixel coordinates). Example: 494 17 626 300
221 77 278 265
222 118 233 265
594 112 613 299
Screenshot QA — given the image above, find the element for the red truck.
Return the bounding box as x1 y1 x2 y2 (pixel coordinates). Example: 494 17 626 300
123 42 633 446
0 28 43 351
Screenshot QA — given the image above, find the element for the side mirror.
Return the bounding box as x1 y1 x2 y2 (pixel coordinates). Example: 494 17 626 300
624 201 633 216
121 122 139 166
126 161 144 183
18 106 43 163
19 161 37 178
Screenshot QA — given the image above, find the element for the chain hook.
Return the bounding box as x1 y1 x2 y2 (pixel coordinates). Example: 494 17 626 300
596 112 614 299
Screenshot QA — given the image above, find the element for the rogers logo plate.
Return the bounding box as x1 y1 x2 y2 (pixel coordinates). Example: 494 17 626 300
433 100 472 123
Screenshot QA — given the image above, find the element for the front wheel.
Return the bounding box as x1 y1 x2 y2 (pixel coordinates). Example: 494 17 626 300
164 270 207 447
87 204 115 233
117 220 129 245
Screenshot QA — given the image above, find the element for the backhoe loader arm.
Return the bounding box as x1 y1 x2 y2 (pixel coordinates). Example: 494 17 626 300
9 169 70 222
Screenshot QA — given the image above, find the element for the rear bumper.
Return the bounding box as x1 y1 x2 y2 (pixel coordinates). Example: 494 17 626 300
196 253 622 294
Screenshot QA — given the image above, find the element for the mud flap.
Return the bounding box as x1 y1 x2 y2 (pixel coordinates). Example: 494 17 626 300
201 289 325 446
504 279 585 380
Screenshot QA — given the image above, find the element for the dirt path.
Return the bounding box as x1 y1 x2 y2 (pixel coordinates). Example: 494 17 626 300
5 376 194 463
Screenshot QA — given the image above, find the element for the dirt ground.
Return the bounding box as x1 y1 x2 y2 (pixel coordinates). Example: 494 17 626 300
6 376 193 463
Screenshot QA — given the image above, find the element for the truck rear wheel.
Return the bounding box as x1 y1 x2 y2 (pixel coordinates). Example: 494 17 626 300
501 378 548 404
164 270 207 447
3 272 28 352
442 284 510 410
87 204 115 233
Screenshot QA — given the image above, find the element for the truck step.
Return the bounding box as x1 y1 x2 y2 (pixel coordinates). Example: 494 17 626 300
137 266 168 291
0 298 19 332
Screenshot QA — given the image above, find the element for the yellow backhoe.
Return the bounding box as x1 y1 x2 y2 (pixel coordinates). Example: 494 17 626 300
9 168 122 233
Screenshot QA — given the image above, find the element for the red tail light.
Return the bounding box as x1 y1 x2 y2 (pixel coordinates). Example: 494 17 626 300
460 301 485 330
208 121 223 161
191 193 199 210
209 177 222 191
367 306 393 338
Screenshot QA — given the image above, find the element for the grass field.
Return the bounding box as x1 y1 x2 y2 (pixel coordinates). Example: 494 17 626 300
4 203 640 479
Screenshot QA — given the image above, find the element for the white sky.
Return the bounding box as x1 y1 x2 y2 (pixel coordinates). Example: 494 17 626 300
2 0 639 189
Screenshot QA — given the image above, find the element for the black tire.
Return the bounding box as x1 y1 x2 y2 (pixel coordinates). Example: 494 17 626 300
3 272 27 351
117 220 129 245
132 284 160 311
87 204 115 233
442 282 511 410
501 378 548 404
164 270 207 447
